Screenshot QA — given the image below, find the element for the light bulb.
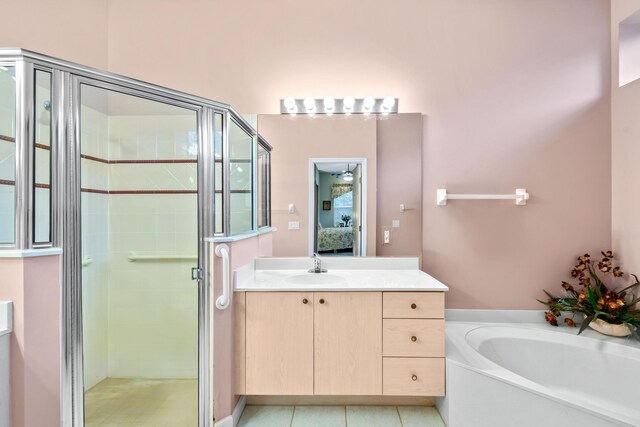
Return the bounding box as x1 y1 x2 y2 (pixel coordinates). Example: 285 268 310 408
363 96 375 110
343 172 354 182
343 96 355 111
323 97 335 111
303 97 316 112
283 97 296 112
382 96 395 110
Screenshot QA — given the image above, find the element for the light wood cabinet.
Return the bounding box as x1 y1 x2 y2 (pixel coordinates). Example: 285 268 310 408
245 292 314 395
383 319 444 358
314 292 382 395
241 291 445 397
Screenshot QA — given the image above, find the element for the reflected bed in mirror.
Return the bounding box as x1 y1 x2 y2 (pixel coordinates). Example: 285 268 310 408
258 113 423 264
312 159 366 257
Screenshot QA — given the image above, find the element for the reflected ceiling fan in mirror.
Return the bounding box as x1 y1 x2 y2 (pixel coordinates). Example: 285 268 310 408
330 164 354 182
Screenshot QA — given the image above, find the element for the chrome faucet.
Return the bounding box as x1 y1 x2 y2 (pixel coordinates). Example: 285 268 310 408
308 253 328 274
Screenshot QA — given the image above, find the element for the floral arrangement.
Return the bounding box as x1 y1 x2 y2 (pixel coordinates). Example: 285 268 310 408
539 251 640 334
341 214 351 224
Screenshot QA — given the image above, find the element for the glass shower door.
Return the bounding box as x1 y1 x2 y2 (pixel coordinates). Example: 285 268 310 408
79 83 200 426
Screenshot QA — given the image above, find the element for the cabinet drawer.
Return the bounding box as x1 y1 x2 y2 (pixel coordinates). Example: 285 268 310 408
383 319 444 357
383 292 444 319
383 358 445 396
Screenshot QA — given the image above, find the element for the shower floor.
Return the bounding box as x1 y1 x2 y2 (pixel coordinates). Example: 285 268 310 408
84 378 198 426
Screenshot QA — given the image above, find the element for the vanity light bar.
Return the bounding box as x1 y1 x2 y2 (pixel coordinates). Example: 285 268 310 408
280 97 399 115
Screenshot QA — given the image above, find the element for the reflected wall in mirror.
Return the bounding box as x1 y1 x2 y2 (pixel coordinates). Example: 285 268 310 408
258 113 423 261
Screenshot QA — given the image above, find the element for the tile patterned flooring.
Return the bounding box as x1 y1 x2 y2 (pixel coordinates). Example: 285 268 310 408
84 380 446 427
84 378 198 426
238 405 447 427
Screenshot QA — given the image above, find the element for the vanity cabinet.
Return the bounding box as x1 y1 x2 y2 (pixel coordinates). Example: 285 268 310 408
314 292 382 395
240 291 445 397
245 292 314 395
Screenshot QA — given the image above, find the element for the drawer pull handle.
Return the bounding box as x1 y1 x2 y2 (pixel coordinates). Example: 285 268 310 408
319 298 325 304
411 336 417 342
412 374 418 381
411 303 417 309
302 298 308 304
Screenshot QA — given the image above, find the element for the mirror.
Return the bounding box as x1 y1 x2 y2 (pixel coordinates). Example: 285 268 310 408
313 160 365 257
258 113 423 261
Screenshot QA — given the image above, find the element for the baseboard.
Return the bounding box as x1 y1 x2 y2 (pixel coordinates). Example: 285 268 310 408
215 395 246 427
246 395 435 406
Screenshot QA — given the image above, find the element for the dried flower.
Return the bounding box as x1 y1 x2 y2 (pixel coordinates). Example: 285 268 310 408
598 259 612 273
578 254 591 262
561 281 574 292
540 251 640 333
577 290 587 302
544 312 558 326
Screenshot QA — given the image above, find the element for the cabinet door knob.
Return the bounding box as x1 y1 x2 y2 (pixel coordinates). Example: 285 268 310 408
411 336 417 342
319 298 325 304
412 374 418 381
302 298 308 304
411 303 417 309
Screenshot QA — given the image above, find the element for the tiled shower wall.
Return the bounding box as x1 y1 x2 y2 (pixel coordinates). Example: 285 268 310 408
0 67 15 244
81 100 199 389
81 104 110 390
106 114 198 379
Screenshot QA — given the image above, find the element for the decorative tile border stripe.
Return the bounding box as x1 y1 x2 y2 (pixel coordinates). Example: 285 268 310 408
81 154 109 164
109 190 197 195
1 133 197 165
0 180 51 189
109 159 197 164
81 188 109 195
0 180 195 195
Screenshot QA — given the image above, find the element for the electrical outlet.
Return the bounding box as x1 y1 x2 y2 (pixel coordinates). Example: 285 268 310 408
392 220 400 228
384 230 390 243
288 221 300 230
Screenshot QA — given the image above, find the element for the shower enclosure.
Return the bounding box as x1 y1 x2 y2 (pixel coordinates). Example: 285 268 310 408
0 49 269 426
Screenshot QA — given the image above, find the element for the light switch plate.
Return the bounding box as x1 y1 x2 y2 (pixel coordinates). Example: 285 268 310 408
392 220 400 228
288 221 300 230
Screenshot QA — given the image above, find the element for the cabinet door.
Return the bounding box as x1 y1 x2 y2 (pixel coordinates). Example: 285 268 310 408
246 292 314 395
314 292 382 395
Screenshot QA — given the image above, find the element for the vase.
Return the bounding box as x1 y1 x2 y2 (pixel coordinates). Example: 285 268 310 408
588 318 631 337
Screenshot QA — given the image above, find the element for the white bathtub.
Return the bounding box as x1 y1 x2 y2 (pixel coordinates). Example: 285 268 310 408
438 318 640 427
0 301 12 427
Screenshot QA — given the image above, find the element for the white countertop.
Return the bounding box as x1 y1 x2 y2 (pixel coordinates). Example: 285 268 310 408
234 257 449 292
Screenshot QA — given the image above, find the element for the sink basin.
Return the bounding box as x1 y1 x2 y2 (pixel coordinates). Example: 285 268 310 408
284 273 346 286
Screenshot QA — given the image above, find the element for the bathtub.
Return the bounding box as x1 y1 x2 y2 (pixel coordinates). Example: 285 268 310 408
438 316 640 427
0 301 12 427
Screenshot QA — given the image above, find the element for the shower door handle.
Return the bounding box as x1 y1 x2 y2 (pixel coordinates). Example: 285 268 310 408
191 267 203 281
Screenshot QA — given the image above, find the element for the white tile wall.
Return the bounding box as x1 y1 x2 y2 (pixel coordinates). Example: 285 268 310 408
0 67 15 244
82 107 200 383
81 105 110 390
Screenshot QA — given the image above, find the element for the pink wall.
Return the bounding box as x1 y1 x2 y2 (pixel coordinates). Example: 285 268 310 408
612 1 640 278
0 0 108 69
376 114 423 260
258 115 377 257
105 0 612 309
212 233 272 419
0 255 61 427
